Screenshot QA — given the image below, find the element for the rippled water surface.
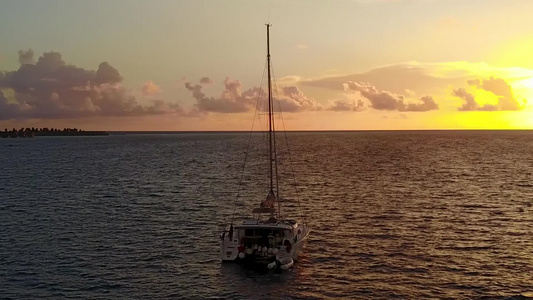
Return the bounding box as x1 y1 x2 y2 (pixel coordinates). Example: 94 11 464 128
1 131 532 299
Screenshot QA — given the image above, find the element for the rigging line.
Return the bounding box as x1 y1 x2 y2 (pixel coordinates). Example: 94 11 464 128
269 62 282 219
270 83 282 218
270 62 307 226
273 102 281 219
266 23 274 194
231 59 268 225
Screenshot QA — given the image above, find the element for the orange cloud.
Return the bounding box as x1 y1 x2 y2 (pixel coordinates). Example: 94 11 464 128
184 77 321 114
142 80 161 95
327 99 365 112
343 81 438 112
453 77 526 111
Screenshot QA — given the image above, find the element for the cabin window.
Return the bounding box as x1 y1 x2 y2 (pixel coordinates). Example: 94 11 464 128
257 229 271 237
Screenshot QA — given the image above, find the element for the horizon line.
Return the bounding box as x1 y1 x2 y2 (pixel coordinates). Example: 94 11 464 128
106 129 533 133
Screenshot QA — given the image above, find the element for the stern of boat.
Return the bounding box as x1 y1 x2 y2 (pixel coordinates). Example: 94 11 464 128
291 223 310 261
220 227 240 261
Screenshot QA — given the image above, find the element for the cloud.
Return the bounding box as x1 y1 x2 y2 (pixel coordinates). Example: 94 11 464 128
0 50 181 120
300 61 533 97
301 62 530 112
343 81 404 110
184 73 438 115
36 51 65 69
453 88 496 111
343 81 438 112
301 62 465 96
184 77 321 113
184 78 253 113
326 99 365 112
18 49 35 65
469 76 525 110
405 96 439 112
199 77 212 84
453 77 526 111
0 90 23 120
94 62 123 85
142 80 161 95
274 85 322 112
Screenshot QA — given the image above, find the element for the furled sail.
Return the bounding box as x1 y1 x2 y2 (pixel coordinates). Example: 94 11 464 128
261 190 276 208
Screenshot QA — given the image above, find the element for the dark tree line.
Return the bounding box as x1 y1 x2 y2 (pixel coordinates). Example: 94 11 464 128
1 127 85 138
3 127 83 133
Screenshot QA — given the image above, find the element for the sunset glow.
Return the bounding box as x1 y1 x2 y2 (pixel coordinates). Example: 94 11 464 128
1 0 532 130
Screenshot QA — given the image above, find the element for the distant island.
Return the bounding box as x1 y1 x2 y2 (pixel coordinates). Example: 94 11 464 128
1 127 108 138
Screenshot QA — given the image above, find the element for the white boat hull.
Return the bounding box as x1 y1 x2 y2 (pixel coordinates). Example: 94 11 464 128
220 221 310 270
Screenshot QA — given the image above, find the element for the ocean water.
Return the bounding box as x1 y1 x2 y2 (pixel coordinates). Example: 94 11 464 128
1 131 532 299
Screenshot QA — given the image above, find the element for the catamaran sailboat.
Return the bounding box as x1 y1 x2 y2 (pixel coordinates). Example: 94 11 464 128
219 24 310 271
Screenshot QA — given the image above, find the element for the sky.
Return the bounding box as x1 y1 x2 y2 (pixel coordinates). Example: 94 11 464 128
1 0 533 131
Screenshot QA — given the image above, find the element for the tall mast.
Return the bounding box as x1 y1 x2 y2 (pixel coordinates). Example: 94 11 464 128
266 23 274 193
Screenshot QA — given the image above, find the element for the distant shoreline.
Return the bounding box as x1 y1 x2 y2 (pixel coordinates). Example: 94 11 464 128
35 131 109 137
1 128 108 138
